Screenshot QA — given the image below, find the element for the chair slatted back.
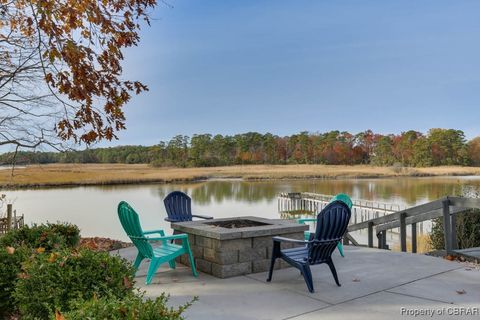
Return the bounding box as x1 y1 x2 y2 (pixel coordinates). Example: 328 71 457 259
117 201 153 258
308 201 351 264
164 191 193 222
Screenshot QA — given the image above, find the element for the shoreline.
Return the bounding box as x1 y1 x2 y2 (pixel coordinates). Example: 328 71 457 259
1 163 480 190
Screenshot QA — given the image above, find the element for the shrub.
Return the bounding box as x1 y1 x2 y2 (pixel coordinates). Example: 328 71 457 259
0 223 80 250
63 293 196 320
429 209 480 250
0 246 31 317
14 248 135 319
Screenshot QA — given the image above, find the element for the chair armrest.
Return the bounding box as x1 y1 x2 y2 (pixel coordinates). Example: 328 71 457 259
297 218 316 224
164 217 176 222
192 214 213 220
272 236 309 244
143 229 166 236
142 234 188 241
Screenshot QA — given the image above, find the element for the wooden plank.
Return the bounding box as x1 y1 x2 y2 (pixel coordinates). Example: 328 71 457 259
411 223 417 253
348 198 446 232
448 197 480 209
400 212 407 252
344 232 359 246
442 199 452 253
368 222 374 248
451 209 458 250
376 206 467 232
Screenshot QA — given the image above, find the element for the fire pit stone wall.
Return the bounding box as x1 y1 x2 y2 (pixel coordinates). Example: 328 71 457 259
171 216 308 278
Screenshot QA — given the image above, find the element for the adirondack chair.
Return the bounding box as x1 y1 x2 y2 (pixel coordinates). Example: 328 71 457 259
297 193 352 257
163 191 213 222
117 201 198 285
268 200 351 293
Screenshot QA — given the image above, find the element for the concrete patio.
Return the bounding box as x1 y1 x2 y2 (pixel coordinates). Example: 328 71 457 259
114 246 480 320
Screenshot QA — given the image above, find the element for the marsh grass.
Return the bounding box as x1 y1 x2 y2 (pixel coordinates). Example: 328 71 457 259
1 164 480 188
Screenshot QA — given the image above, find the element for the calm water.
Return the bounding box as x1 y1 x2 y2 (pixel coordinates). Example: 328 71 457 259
2 176 480 243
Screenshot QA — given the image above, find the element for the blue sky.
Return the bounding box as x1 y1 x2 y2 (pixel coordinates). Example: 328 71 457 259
115 0 480 146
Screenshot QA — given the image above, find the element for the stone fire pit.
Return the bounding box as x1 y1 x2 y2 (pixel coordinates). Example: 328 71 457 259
171 216 307 278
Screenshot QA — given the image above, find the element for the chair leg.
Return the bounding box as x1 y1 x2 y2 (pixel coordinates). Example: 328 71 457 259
188 251 198 277
133 253 144 271
327 260 341 286
337 242 345 257
146 259 162 285
267 256 276 282
267 241 281 282
168 260 176 269
301 264 314 293
183 239 198 277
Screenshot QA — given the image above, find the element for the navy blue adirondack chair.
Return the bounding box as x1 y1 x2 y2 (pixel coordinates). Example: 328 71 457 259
163 191 213 222
267 200 351 293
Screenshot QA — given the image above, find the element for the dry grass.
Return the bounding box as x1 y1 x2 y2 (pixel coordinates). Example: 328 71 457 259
1 164 480 188
391 234 432 253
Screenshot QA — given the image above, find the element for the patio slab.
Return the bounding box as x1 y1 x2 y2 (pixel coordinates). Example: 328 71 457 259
387 267 480 305
112 245 480 320
247 246 462 304
288 291 468 320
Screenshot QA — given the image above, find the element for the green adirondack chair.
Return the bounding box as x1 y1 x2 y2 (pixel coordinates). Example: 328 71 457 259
117 201 198 285
297 193 353 257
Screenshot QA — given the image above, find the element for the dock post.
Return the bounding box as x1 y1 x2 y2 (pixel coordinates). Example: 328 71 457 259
411 223 417 253
442 199 452 254
400 212 407 252
6 204 12 232
367 222 374 248
450 211 458 250
377 231 383 249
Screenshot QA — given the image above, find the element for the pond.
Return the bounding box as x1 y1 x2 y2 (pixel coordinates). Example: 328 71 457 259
2 176 480 245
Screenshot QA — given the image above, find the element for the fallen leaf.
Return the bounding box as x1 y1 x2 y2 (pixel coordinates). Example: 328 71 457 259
445 255 455 261
55 310 65 320
465 268 472 271
36 247 46 254
48 253 58 263
456 289 466 295
123 276 132 289
6 246 15 255
352 278 360 282
18 273 30 279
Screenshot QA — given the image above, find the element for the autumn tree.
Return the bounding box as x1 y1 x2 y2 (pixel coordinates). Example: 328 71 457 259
0 0 156 151
467 137 480 166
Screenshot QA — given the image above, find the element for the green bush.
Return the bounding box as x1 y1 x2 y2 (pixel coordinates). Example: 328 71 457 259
14 248 135 319
430 209 480 250
0 223 80 250
0 246 31 317
63 293 196 320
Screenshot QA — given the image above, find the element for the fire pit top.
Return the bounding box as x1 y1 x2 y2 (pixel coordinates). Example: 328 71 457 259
204 219 270 229
171 216 307 240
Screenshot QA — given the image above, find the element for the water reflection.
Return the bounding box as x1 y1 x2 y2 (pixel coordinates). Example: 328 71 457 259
2 177 480 242
151 177 479 207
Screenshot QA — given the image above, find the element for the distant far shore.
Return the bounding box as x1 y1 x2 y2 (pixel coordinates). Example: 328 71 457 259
0 163 480 189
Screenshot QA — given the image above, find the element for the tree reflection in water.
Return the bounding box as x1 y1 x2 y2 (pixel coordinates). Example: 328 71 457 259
152 177 480 207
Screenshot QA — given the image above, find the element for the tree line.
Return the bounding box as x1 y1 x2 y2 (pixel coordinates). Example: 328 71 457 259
1 129 480 168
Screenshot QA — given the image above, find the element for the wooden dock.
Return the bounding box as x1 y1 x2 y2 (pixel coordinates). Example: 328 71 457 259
278 192 405 226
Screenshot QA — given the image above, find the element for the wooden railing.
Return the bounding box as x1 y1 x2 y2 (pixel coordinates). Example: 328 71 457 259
346 196 480 254
0 204 24 234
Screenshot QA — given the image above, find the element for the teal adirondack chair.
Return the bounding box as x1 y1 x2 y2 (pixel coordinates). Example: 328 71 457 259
117 201 198 285
297 193 353 257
